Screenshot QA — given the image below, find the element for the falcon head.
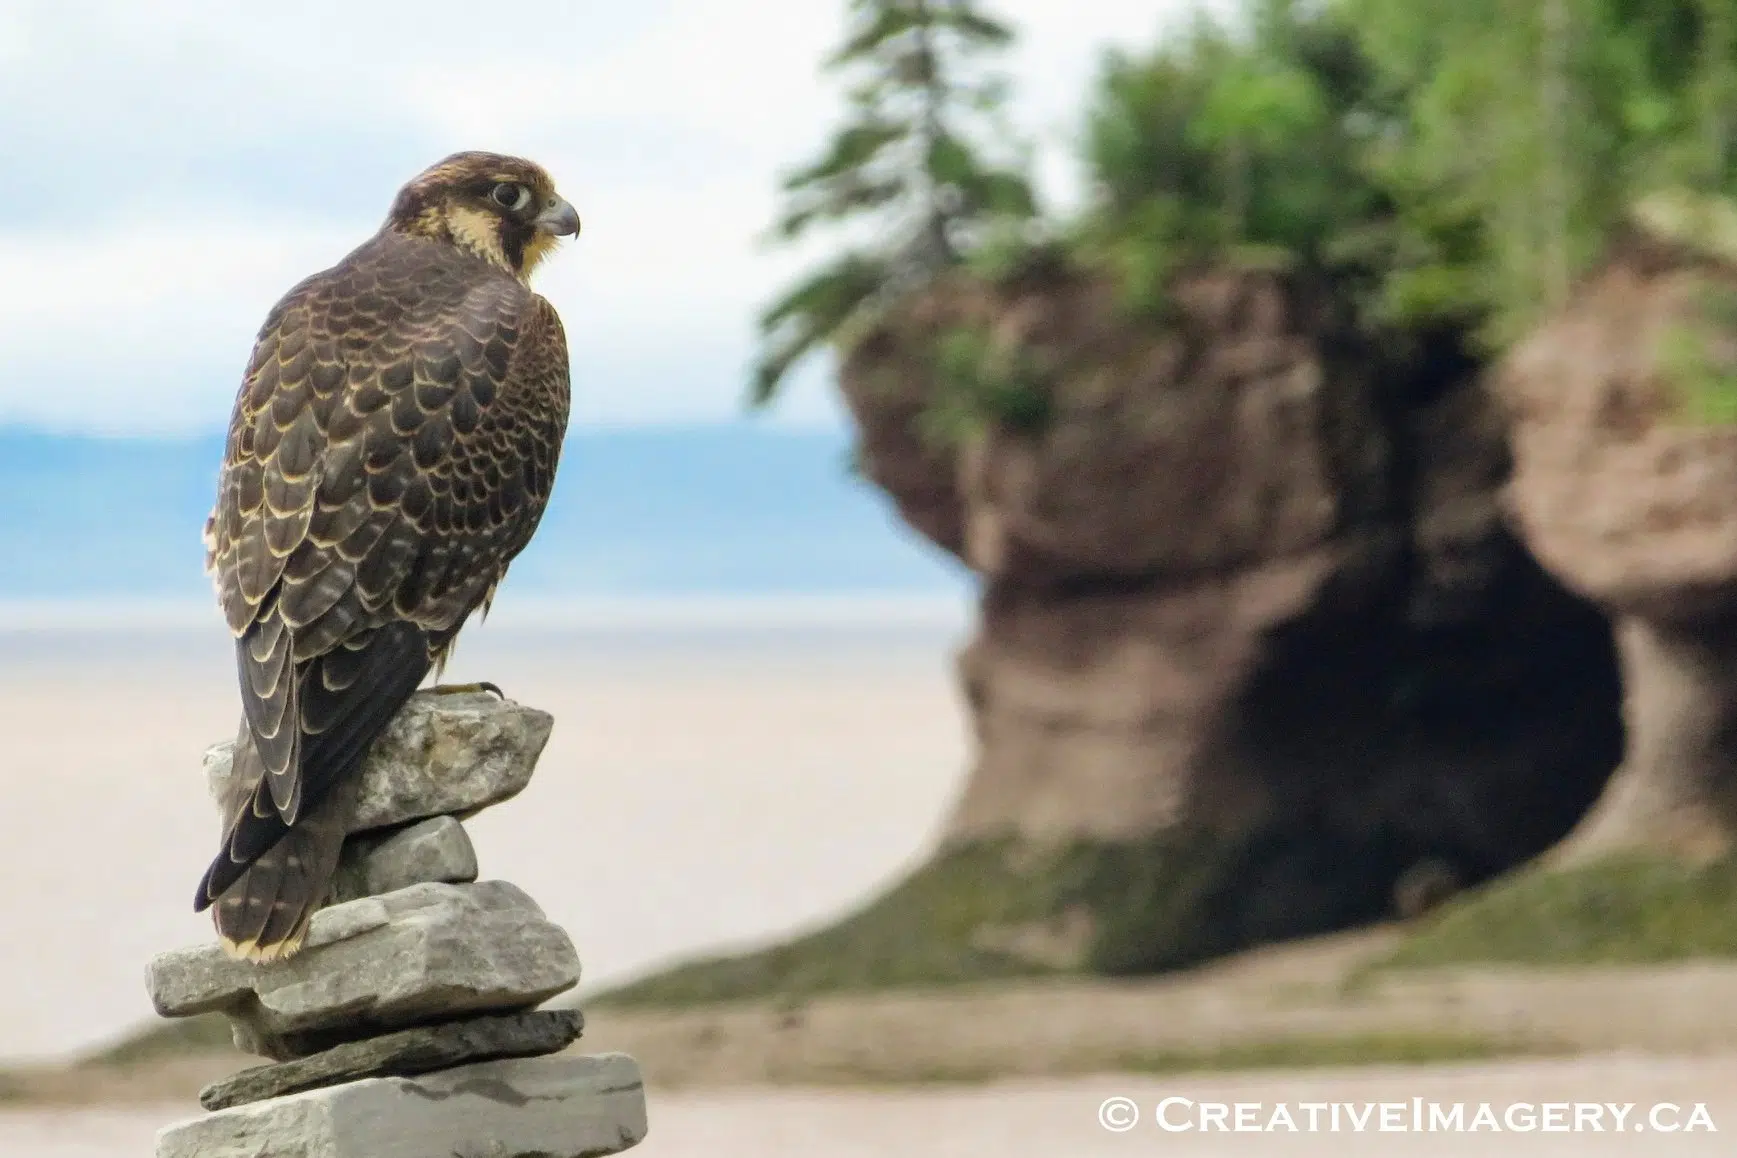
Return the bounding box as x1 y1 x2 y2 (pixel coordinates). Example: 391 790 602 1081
388 151 581 281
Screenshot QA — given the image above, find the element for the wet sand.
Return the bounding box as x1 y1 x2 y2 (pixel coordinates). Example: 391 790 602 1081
5 1053 1734 1156
0 608 971 1062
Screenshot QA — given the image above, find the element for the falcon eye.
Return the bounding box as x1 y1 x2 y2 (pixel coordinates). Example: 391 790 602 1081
490 182 530 212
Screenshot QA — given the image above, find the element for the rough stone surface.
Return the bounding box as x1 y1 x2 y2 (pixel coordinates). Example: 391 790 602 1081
156 1052 647 1158
835 281 973 560
847 267 1616 849
1497 236 1737 862
330 816 478 904
202 690 553 836
827 261 1624 964
1498 236 1737 621
200 1008 585 1110
1552 615 1737 864
958 276 1381 584
147 881 580 1059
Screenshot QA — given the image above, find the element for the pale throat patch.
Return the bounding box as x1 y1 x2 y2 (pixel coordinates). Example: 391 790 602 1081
441 204 514 274
520 230 559 278
415 198 562 283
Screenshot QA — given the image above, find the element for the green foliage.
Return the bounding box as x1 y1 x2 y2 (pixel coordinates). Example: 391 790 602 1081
1070 0 1395 323
754 0 1737 416
961 219 1068 285
751 253 892 407
771 124 907 242
1382 855 1737 969
751 0 1037 407
1059 0 1737 348
917 323 1052 446
1073 200 1184 322
1656 278 1737 423
1344 0 1737 346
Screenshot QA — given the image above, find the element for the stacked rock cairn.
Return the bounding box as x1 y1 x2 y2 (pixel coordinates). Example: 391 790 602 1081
145 690 647 1158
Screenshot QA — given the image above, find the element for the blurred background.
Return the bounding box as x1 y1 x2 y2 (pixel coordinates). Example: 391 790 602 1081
7 0 1737 1153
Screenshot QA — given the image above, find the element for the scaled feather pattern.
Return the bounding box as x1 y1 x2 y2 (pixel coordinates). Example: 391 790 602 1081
195 152 577 961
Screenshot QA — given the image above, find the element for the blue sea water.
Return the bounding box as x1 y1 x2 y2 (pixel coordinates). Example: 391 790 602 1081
0 423 969 603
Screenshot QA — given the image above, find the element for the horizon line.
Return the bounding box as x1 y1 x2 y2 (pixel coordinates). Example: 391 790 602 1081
0 591 977 633
0 415 855 443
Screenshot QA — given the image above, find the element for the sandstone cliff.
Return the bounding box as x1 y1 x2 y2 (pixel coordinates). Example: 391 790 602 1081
829 256 1629 974
603 257 1627 1007
1499 226 1737 866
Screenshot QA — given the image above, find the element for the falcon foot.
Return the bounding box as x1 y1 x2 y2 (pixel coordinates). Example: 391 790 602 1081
430 681 506 699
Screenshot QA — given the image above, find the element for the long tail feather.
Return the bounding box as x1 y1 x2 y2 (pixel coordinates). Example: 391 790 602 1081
195 621 430 962
196 732 356 963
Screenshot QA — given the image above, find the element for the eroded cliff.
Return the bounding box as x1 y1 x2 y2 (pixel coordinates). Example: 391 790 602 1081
827 257 1625 974
603 257 1627 1006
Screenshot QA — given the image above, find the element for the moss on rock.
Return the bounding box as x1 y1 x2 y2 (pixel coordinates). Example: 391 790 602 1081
595 823 1413 1008
1382 855 1737 970
1079 826 1411 977
594 841 1070 1007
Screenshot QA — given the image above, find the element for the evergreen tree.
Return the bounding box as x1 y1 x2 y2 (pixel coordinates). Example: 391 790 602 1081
1074 0 1395 319
747 0 1035 408
1345 0 1737 344
1065 0 1737 346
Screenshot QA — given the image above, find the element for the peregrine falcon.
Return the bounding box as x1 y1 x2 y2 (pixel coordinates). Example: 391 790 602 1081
196 152 580 962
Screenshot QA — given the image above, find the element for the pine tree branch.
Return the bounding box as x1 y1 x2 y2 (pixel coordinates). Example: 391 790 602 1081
750 0 1031 410
750 254 891 406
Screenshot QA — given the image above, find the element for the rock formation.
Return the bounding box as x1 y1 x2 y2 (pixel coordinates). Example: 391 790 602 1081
596 258 1629 1007
1500 223 1737 865
146 691 646 1158
832 258 1625 973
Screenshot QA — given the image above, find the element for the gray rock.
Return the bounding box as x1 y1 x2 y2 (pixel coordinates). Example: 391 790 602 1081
148 881 580 1059
330 816 479 904
202 690 553 835
200 1008 585 1110
157 1052 647 1158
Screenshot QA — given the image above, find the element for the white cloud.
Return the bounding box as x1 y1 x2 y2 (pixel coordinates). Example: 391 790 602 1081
0 217 359 433
0 0 1211 434
0 8 26 64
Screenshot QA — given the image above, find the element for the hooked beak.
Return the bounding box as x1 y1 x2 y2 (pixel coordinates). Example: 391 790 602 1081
533 196 581 237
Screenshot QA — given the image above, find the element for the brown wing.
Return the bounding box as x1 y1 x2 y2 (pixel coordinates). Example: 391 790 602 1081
197 231 570 907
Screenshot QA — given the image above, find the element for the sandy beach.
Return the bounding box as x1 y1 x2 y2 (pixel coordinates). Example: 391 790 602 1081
5 1054 1734 1156
0 605 970 1064
9 604 1736 1158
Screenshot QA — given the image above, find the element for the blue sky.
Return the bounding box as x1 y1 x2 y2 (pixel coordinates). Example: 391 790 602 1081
0 0 1209 436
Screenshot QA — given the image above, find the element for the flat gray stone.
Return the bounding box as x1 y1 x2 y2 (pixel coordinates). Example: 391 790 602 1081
203 690 553 835
147 881 580 1059
200 1008 585 1110
330 816 478 904
157 1052 646 1158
